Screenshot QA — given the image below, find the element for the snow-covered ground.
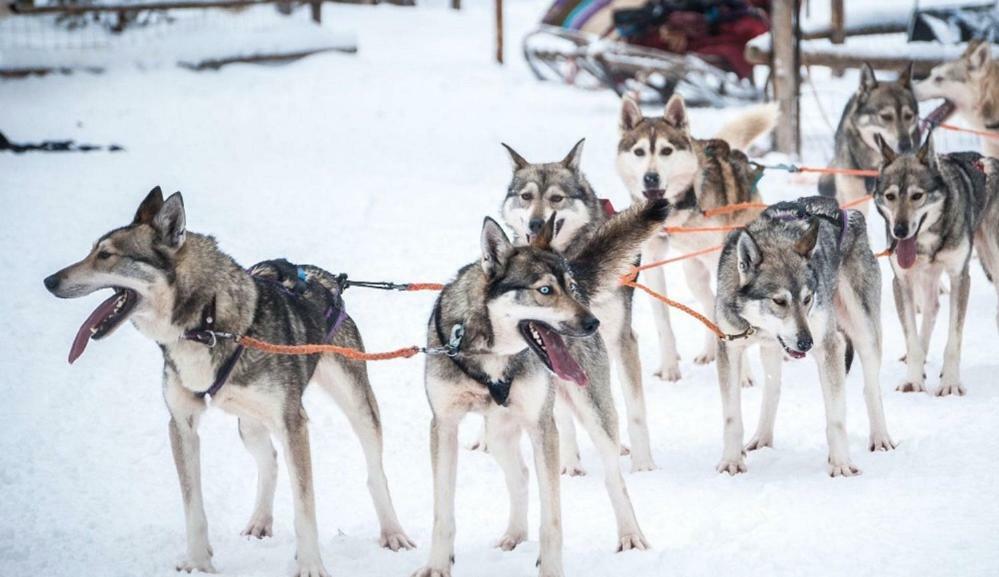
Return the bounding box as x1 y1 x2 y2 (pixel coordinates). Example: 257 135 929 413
2 2 998 576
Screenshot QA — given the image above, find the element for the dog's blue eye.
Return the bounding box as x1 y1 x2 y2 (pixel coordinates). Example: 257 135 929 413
538 286 552 295
521 193 533 201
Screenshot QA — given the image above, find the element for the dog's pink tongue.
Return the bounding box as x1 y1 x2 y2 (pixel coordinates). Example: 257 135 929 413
537 324 588 387
895 237 918 270
68 293 120 364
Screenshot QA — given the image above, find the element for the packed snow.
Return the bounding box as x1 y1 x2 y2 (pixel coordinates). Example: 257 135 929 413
2 2 998 577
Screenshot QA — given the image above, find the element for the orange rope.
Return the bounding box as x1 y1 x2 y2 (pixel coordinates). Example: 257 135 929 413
938 123 999 139
797 166 879 177
630 245 725 276
239 336 421 361
840 195 873 209
875 247 893 258
701 202 769 218
622 278 726 339
405 283 445 291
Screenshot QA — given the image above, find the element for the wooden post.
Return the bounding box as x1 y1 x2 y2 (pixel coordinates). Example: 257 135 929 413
771 0 800 156
310 0 321 23
830 0 845 77
451 0 460 10
495 0 503 64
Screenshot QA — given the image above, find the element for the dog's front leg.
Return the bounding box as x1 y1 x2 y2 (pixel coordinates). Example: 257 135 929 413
527 415 564 577
276 408 329 577
746 341 782 451
164 378 214 573
937 266 971 396
485 412 528 551
716 340 746 474
642 237 681 381
893 273 926 392
917 271 941 357
553 390 584 476
683 258 718 366
413 415 461 577
816 332 860 477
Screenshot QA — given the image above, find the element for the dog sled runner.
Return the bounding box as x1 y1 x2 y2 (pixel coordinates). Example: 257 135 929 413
523 0 769 106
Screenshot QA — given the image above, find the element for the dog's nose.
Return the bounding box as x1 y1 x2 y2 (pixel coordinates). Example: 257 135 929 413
528 218 545 234
44 273 60 292
893 223 909 239
796 333 813 353
582 315 600 335
898 138 914 153
643 172 660 189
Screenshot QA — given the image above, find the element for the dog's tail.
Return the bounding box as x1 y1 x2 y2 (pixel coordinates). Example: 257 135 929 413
714 102 778 151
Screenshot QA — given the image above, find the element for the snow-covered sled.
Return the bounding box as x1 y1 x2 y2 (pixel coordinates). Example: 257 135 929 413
523 0 770 106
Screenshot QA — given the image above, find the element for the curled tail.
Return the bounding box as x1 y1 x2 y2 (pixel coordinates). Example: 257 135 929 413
714 102 778 151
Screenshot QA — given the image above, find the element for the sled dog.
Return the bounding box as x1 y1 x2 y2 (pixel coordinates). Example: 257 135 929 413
413 201 669 577
872 135 999 396
616 93 775 381
819 63 921 207
500 139 654 473
714 196 895 477
44 188 413 577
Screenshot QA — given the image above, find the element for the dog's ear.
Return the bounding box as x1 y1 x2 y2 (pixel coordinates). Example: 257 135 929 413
916 129 935 165
663 94 688 130
898 61 914 89
794 220 820 259
874 134 897 165
481 217 512 278
532 212 557 250
860 63 878 93
153 192 186 250
501 143 530 171
966 40 991 75
560 138 585 171
134 186 164 225
620 96 643 131
736 230 761 286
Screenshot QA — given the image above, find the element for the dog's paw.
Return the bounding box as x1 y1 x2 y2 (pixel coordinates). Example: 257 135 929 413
868 433 897 452
619 445 631 456
654 364 682 382
495 531 527 551
896 381 926 393
380 529 416 551
411 566 451 577
694 350 716 365
616 534 649 552
176 557 216 574
745 435 772 452
538 569 565 577
295 560 330 577
934 383 966 397
561 462 587 477
240 513 273 539
716 457 747 475
828 461 862 478
630 458 656 473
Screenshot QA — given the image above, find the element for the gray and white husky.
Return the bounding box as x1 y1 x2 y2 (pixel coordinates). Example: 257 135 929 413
500 139 655 473
616 93 776 382
714 197 895 477
872 136 999 396
915 41 999 159
820 64 921 208
413 200 670 577
44 188 413 577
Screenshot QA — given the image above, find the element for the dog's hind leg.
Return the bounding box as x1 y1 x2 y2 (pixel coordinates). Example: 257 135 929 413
526 415 565 577
275 407 329 577
745 341 782 451
937 266 970 396
238 417 277 539
554 391 584 476
485 412 529 551
815 331 860 477
642 238 682 381
314 357 414 550
164 375 215 574
562 379 648 551
606 318 655 472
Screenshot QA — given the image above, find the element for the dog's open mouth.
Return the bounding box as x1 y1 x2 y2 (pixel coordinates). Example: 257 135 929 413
643 189 665 200
526 218 564 244
778 336 807 360
519 320 588 386
893 218 925 270
69 288 138 364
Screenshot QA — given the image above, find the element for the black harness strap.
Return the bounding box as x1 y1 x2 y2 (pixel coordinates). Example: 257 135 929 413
184 297 245 399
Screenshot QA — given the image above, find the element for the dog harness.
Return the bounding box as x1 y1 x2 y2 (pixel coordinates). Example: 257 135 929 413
184 262 347 398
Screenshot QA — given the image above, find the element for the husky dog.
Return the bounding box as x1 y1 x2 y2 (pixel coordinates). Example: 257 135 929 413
616 93 776 381
714 196 895 477
413 201 669 577
500 139 655 473
872 136 999 396
819 64 921 207
44 188 413 577
915 40 999 159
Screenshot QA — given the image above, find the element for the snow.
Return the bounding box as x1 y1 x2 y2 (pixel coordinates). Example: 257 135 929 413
2 1 999 577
